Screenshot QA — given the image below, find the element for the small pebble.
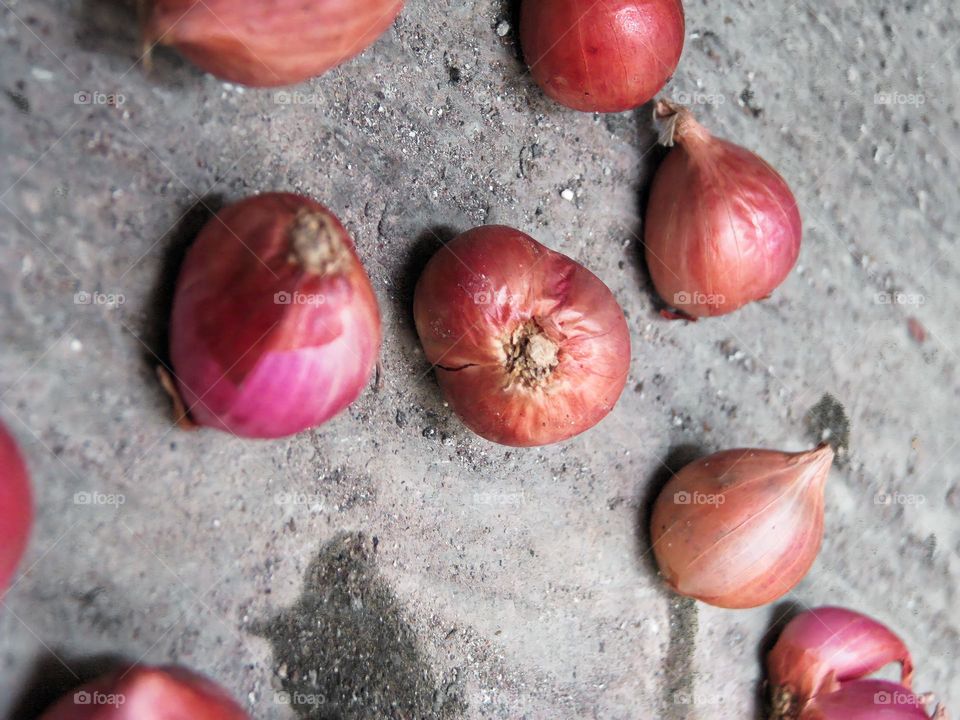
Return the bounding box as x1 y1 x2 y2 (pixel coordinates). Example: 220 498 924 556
560 188 575 202
496 21 511 37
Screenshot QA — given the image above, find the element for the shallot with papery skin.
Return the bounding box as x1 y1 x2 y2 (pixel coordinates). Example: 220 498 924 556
644 100 802 318
413 225 630 446
39 665 249 719
142 0 405 87
520 0 685 112
650 444 833 608
0 420 31 594
169 193 381 439
768 606 914 718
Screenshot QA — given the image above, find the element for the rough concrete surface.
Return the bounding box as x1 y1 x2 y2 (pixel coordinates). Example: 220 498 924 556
1 0 958 718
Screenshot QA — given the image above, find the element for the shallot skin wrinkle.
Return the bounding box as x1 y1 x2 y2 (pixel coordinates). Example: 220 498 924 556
645 102 802 317
650 444 834 608
413 226 631 447
170 193 381 439
520 0 685 112
143 0 406 87
0 421 31 592
39 665 249 719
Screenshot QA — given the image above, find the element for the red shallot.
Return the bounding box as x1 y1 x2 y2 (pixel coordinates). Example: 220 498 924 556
413 225 631 446
0 420 31 594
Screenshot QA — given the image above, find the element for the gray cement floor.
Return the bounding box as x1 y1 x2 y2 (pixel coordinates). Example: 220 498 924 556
1 1 958 718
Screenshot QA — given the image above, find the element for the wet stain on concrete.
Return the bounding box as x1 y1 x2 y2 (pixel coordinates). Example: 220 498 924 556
805 393 850 464
253 532 465 720
662 596 699 719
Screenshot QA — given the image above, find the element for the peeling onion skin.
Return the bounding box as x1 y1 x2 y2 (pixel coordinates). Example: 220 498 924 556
39 665 249 719
170 193 381 439
798 679 941 720
644 101 802 318
768 606 915 718
520 0 685 112
413 226 631 447
143 0 405 87
650 444 833 608
0 421 31 593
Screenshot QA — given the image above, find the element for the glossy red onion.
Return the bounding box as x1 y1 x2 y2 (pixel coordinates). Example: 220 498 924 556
650 444 834 608
768 606 914 717
798 680 945 720
644 100 802 318
0 420 31 594
520 0 685 112
142 0 405 87
413 225 631 446
170 193 381 439
39 665 248 719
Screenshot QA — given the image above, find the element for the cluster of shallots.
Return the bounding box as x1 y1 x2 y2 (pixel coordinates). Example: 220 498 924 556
767 607 947 720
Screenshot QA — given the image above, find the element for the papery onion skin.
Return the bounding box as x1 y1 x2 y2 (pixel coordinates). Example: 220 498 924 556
798 680 937 720
650 444 833 608
143 0 405 87
39 665 249 719
768 606 915 717
644 101 802 318
0 421 31 593
170 193 381 439
413 225 631 447
520 0 685 112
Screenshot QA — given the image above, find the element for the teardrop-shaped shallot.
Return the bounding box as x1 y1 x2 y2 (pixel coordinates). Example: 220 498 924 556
170 193 381 439
644 100 802 318
650 444 834 608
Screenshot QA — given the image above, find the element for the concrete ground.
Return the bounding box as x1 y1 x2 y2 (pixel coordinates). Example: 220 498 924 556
1 0 958 718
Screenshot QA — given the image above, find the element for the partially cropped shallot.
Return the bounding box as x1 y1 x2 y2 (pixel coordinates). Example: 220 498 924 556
169 193 381 439
768 607 947 720
645 100 802 318
0 420 31 594
142 0 406 87
650 444 833 608
413 225 630 446
39 664 249 719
